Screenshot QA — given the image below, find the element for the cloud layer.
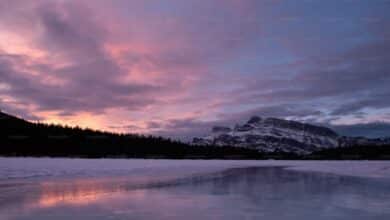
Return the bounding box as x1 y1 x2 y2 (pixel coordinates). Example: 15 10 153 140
1 0 390 138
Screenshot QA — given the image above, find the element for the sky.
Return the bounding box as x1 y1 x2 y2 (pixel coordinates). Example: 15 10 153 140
1 0 390 140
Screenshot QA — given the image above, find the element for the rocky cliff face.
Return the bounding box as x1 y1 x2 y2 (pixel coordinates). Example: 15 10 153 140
193 116 390 154
193 116 340 154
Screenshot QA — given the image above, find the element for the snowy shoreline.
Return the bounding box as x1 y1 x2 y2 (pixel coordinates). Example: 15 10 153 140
1 158 390 181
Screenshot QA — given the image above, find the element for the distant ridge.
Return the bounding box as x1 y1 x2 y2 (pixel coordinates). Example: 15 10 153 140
0 111 260 159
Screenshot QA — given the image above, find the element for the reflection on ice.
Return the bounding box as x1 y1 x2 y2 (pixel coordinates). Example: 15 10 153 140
0 165 390 220
37 181 114 207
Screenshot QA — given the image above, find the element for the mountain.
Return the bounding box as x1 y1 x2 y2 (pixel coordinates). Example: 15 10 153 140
193 116 389 154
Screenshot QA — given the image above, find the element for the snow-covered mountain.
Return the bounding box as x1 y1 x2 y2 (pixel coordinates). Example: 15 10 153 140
193 116 389 154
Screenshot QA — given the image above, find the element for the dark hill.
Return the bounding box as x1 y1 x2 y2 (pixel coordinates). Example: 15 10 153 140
0 111 261 159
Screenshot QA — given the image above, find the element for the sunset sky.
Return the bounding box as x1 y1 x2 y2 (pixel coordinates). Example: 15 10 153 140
1 0 390 139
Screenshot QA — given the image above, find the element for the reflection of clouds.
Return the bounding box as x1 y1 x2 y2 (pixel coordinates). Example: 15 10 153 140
38 186 103 207
1 167 390 219
36 179 126 208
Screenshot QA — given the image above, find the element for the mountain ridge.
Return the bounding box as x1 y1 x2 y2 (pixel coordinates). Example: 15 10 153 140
193 116 390 154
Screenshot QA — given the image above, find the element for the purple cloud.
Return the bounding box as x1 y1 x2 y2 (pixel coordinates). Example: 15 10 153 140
0 0 389 138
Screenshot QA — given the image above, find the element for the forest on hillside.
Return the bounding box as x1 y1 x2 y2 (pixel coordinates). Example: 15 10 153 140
0 111 264 159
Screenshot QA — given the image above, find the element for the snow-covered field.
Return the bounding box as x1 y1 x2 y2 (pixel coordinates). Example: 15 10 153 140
1 157 390 181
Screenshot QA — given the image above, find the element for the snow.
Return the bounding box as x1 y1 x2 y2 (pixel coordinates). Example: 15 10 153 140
1 158 390 181
194 117 341 154
283 160 390 179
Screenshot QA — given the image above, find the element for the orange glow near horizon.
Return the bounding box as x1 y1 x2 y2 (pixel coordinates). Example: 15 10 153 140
36 111 107 130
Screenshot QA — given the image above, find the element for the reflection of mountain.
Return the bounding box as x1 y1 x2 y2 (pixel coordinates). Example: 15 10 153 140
168 167 390 217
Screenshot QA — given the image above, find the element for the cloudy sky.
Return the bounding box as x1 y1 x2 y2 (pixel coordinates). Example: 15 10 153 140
1 0 390 140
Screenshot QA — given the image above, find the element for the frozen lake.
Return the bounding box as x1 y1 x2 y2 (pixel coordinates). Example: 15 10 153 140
0 158 390 219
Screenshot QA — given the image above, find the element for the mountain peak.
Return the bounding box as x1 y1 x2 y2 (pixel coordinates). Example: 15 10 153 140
193 116 341 154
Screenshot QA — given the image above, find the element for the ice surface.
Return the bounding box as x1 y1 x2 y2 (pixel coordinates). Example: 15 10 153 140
1 158 390 220
1 158 390 181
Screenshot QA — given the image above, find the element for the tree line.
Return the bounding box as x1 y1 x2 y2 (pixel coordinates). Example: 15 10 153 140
0 111 263 159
